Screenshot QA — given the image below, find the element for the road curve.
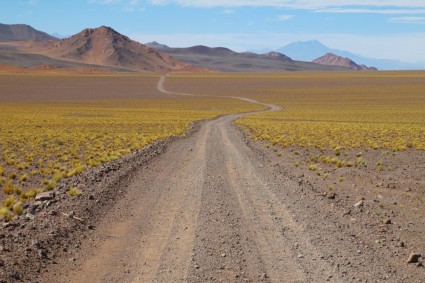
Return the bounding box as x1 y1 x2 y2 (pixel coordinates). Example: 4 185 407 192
58 76 337 282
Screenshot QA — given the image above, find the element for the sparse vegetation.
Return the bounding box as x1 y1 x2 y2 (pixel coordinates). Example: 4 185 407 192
68 187 82 197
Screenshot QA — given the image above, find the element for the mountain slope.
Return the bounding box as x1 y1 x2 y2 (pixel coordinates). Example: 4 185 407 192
313 53 377 71
0 23 57 42
43 26 193 72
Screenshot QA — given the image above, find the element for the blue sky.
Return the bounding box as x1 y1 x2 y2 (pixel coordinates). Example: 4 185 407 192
1 0 425 62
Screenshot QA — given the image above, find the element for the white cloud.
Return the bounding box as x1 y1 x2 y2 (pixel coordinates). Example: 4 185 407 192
315 8 425 14
277 15 294 21
146 0 425 9
389 16 425 23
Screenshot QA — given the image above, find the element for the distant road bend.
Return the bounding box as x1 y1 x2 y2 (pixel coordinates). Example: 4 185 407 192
60 75 338 282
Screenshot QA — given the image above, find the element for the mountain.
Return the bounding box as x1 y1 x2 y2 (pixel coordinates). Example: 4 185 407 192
277 40 423 70
154 44 347 72
43 26 193 72
313 53 377 71
0 23 57 42
277 40 329 62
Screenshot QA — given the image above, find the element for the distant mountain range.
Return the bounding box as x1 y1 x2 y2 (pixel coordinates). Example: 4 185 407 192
0 23 401 72
275 40 424 70
0 24 195 72
145 42 347 72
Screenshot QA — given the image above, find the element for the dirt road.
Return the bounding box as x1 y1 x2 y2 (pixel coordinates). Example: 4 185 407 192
49 76 333 282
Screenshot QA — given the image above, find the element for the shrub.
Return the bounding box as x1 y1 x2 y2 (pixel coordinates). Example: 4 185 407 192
68 187 81 197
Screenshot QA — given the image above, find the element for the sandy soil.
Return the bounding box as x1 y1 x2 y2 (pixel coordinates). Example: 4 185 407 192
1 76 424 282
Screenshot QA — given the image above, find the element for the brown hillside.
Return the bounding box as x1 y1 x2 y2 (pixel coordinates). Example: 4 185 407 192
313 53 377 70
44 26 193 72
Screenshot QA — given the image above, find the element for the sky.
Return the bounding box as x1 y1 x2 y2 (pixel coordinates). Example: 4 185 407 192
1 0 425 63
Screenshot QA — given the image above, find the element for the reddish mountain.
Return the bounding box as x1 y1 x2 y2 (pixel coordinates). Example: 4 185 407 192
43 26 193 72
0 23 57 42
313 53 377 70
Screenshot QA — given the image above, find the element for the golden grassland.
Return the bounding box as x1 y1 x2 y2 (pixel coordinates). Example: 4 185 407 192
1 71 425 218
0 74 263 218
234 73 425 151
165 72 425 151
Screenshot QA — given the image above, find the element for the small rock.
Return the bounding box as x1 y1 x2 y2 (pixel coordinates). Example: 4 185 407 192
406 253 421 263
49 211 58 216
417 262 423 268
10 272 20 280
88 225 95 230
221 253 226 257
384 219 392 225
400 242 405 248
354 200 364 208
38 249 48 259
25 213 35 220
327 193 336 200
35 191 55 202
2 222 15 228
69 257 76 262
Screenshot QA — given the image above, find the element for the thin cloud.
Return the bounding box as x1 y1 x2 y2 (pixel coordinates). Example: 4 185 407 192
315 8 425 14
389 16 425 24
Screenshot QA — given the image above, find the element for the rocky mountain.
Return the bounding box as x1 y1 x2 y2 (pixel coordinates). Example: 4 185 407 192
0 23 57 42
43 26 193 72
313 53 377 71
